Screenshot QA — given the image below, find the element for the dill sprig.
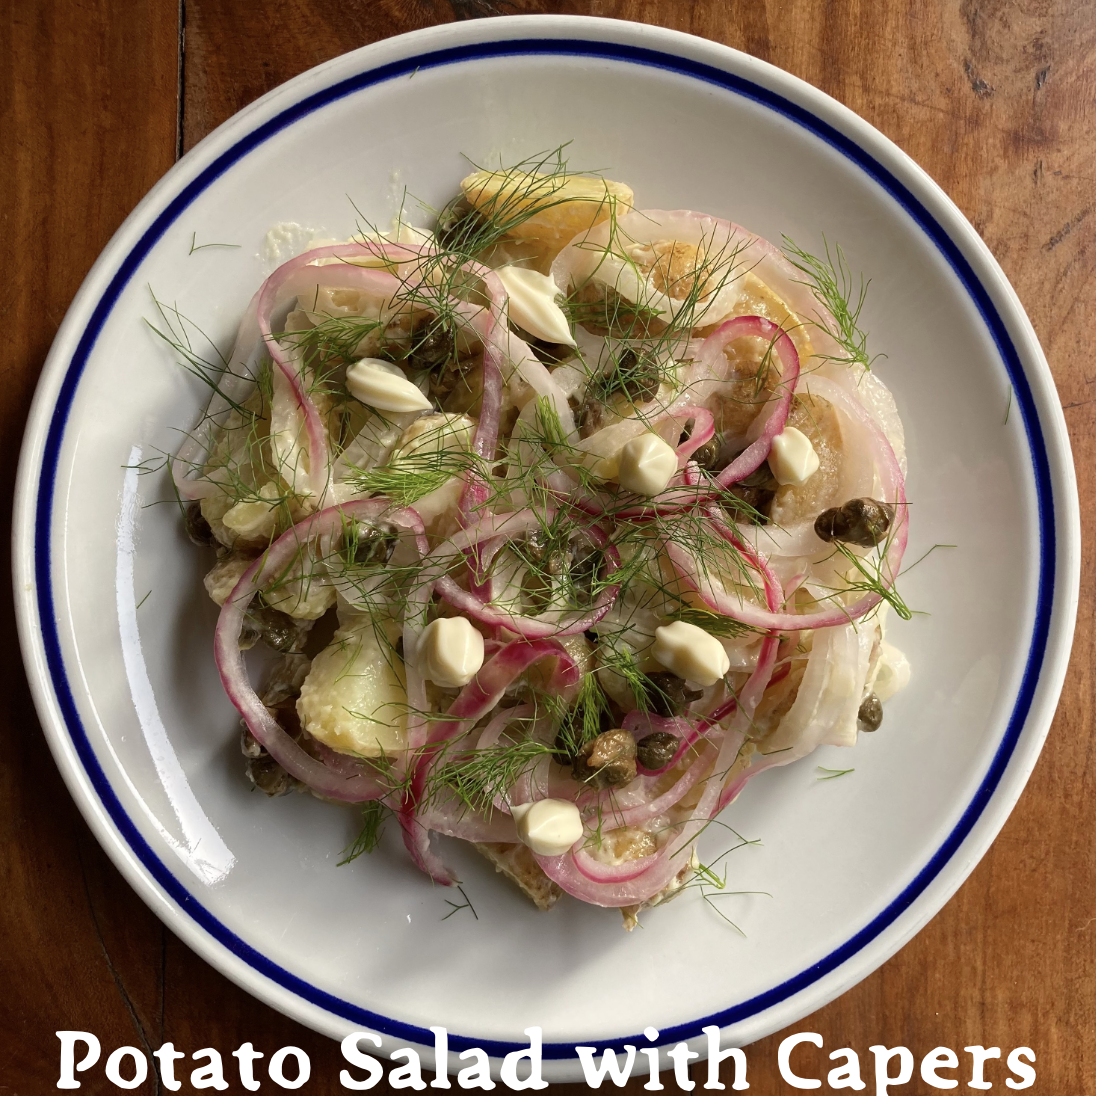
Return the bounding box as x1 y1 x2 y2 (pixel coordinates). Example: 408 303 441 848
348 746 415 803
147 293 238 408
816 766 854 780
586 344 674 408
427 734 556 817
189 233 241 254
351 462 463 507
508 396 604 499
348 421 481 507
442 885 478 921
669 605 756 639
596 636 653 714
338 801 388 863
563 206 753 369
281 313 386 365
677 823 767 933
782 236 881 372
560 290 664 342
531 394 570 454
555 673 611 757
828 540 912 621
147 292 303 522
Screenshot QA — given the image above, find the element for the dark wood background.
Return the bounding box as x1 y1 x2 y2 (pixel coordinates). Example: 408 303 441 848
3 1 1092 1091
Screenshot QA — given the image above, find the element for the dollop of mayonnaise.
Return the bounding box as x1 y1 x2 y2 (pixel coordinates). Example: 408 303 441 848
769 426 820 487
495 266 576 347
511 799 583 857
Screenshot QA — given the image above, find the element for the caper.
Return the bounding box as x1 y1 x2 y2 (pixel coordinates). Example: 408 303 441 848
434 196 486 250
240 725 265 760
729 484 775 523
408 324 456 372
429 365 464 405
577 398 605 438
245 754 296 796
261 607 308 653
240 720 299 795
644 672 703 718
553 698 614 762
184 500 215 547
858 692 883 732
348 525 398 567
636 731 679 770
691 435 723 472
815 498 895 548
524 528 562 573
572 728 637 789
723 464 777 523
612 348 662 404
260 653 311 707
568 545 601 607
739 464 778 491
242 605 311 653
238 615 262 651
527 529 598 581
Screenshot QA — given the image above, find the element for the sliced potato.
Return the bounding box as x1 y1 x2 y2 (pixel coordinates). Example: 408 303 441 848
203 553 254 607
769 395 844 526
728 271 815 363
461 169 633 248
296 622 406 756
628 239 709 301
262 545 337 619
590 826 658 865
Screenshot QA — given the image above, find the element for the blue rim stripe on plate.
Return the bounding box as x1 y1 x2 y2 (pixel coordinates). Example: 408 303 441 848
33 38 1054 1057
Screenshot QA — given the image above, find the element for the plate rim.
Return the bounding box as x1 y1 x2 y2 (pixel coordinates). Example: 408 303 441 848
12 13 1080 1069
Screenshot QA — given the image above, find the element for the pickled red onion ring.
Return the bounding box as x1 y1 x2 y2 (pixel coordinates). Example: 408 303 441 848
214 499 426 802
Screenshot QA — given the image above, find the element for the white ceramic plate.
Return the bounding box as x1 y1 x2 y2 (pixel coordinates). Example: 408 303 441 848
14 16 1079 1082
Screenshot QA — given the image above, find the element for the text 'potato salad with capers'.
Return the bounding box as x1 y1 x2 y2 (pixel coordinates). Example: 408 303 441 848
173 151 911 925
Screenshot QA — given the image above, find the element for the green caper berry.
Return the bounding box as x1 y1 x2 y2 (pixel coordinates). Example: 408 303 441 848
858 693 884 732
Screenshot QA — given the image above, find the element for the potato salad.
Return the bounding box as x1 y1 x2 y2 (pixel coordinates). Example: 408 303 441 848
175 152 911 926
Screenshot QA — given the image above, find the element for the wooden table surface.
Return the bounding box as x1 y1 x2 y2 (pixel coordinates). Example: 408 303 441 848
3 1 1092 1091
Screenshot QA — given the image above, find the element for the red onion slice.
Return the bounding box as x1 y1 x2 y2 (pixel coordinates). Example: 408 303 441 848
667 406 907 632
572 845 662 885
398 638 580 884
214 499 424 802
696 316 801 487
256 242 423 501
427 509 621 639
613 741 719 829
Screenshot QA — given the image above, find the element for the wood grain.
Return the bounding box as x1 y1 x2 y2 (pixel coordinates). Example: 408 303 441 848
0 0 179 1088
3 0 1094 1091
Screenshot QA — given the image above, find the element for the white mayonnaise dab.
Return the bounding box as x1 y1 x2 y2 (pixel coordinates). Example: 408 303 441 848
769 426 820 486
617 432 678 496
511 799 583 857
418 617 485 688
495 266 576 347
346 359 433 413
652 620 730 687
